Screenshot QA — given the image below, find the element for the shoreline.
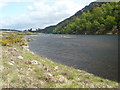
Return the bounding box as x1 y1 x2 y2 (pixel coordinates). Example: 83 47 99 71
0 32 118 88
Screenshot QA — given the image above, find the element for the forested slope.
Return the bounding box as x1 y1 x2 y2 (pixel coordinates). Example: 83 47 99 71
52 2 119 34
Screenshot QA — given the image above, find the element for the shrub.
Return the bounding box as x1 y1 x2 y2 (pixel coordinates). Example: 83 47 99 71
0 40 9 46
0 34 26 46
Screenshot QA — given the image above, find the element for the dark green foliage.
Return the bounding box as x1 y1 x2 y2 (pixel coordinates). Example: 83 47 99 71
52 2 119 35
41 26 56 33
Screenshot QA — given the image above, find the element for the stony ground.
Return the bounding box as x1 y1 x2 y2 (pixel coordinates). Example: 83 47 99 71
0 45 118 88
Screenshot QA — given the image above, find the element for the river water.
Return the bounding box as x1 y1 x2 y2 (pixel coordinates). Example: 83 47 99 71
26 34 118 82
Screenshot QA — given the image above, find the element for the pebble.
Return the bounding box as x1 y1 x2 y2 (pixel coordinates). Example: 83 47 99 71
24 61 31 64
45 73 53 82
8 61 15 65
30 52 34 54
54 66 58 70
30 60 41 65
55 75 67 83
46 73 53 77
0 66 4 71
13 48 17 51
22 45 29 50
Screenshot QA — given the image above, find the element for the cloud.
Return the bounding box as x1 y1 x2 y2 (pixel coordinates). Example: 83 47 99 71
0 3 6 8
0 0 96 30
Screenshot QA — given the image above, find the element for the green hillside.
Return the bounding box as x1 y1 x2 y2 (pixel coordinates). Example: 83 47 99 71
52 2 119 34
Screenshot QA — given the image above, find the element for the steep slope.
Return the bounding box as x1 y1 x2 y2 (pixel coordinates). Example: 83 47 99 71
52 2 119 34
41 2 105 33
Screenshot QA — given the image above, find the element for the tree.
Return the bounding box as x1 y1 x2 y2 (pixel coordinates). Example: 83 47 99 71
28 28 32 32
86 21 92 31
96 24 106 34
92 7 104 19
98 17 105 24
51 2 119 35
105 15 117 30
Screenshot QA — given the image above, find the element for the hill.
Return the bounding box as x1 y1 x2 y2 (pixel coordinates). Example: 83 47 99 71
40 2 119 34
52 2 119 34
41 2 104 33
0 29 21 32
41 25 56 33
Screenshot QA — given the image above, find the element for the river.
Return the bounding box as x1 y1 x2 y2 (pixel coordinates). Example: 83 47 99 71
26 34 118 82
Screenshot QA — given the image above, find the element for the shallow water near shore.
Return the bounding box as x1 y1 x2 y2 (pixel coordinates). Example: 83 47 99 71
26 34 118 82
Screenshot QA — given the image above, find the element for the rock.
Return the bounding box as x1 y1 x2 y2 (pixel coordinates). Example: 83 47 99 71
26 49 30 51
30 52 34 54
8 61 15 65
46 73 53 77
43 67 51 72
24 61 32 64
22 45 29 50
28 67 33 71
54 66 58 70
0 66 4 71
30 60 41 65
55 75 67 83
13 48 17 51
45 73 53 82
18 56 24 59
8 47 13 51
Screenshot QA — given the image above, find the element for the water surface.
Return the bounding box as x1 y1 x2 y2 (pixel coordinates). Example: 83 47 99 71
27 34 118 81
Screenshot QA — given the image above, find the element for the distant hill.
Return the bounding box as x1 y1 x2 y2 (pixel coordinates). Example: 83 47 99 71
41 1 119 34
0 29 21 32
41 25 56 33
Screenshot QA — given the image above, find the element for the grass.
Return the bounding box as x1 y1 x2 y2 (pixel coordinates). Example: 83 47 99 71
0 31 119 88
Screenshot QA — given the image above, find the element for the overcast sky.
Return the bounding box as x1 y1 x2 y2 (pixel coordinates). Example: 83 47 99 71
0 0 97 30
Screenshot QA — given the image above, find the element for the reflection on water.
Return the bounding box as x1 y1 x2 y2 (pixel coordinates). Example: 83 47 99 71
27 34 118 82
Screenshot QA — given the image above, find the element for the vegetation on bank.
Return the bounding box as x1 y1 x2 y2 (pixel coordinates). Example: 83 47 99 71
52 2 119 34
17 31 44 35
0 31 44 36
0 31 33 46
0 32 118 88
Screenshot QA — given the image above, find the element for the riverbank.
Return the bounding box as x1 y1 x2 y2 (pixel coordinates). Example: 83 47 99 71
0 31 44 36
0 32 118 88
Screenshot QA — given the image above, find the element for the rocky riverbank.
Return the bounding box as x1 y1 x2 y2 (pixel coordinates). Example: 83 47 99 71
0 32 118 88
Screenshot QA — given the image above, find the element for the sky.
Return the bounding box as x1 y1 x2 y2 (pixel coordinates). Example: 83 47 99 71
0 0 98 30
